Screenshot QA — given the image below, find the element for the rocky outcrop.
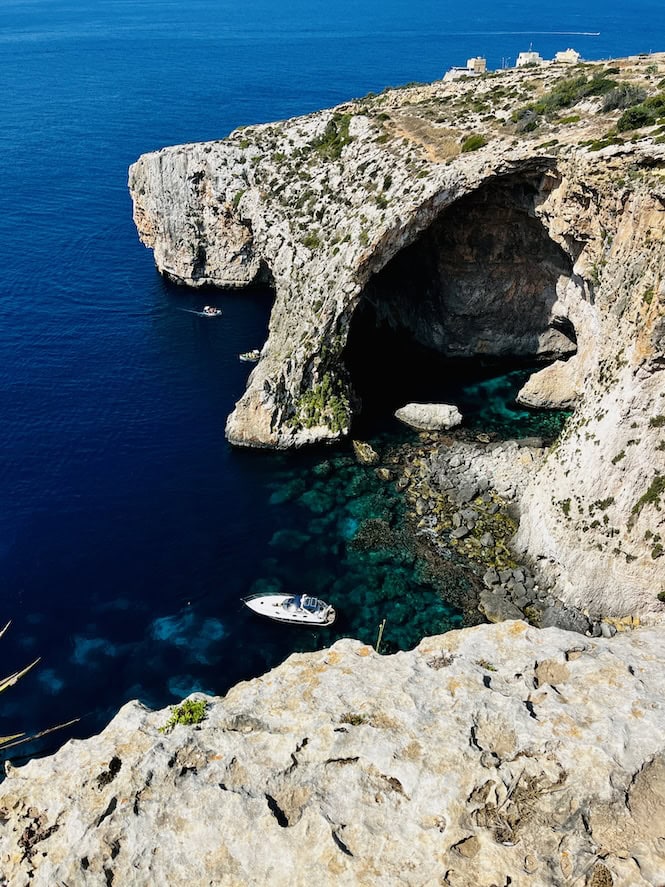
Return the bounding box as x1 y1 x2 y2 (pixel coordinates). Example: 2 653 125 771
395 402 463 431
515 358 581 409
2 621 664 886
129 55 665 614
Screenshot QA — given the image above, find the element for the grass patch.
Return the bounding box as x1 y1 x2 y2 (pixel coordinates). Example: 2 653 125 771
340 712 367 726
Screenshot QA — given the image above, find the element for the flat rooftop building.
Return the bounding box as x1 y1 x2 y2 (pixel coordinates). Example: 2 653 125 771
516 50 544 67
443 56 487 81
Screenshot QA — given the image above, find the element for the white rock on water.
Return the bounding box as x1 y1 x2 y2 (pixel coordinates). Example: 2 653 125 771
1 621 665 886
394 402 463 431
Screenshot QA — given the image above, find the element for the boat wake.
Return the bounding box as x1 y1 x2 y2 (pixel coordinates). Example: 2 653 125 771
178 308 222 317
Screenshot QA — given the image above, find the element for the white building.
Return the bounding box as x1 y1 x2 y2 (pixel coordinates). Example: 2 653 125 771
516 50 544 67
466 56 487 74
555 48 582 64
443 56 487 82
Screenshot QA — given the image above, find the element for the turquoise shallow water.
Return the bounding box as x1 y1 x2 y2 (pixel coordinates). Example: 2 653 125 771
0 0 657 757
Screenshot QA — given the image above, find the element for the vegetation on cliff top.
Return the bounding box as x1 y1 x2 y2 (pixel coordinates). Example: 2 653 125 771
159 698 209 733
311 112 353 160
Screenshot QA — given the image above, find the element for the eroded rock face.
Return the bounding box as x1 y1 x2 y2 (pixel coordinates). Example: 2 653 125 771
1 622 664 886
360 173 577 359
129 55 665 613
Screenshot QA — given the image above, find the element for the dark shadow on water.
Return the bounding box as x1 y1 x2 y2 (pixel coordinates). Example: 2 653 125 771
344 314 570 442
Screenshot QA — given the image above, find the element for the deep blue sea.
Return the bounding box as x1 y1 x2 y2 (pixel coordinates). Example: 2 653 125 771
1 0 662 756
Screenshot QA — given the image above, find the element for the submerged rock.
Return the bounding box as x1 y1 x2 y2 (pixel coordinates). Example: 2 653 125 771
2 622 665 886
395 402 463 432
352 439 380 465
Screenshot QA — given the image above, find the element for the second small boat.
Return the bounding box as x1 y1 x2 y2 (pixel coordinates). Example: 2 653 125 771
239 349 260 362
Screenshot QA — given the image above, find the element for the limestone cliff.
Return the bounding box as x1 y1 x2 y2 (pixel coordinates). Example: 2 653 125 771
1 622 664 886
129 55 665 614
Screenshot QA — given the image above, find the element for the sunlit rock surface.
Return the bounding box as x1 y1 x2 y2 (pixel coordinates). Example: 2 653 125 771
2 622 664 885
130 54 665 615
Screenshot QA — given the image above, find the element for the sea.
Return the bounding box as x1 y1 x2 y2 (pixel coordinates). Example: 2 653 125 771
1 0 662 757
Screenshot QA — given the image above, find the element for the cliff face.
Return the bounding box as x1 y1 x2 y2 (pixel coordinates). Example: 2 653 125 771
129 55 665 613
1 622 664 886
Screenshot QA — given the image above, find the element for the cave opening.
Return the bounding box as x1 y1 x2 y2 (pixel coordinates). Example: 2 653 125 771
343 171 577 438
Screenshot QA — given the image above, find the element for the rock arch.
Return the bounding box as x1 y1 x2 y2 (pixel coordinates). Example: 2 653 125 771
341 170 578 423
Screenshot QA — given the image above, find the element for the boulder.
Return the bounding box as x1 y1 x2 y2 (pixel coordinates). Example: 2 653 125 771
352 439 380 465
394 403 463 432
516 359 580 410
478 590 524 623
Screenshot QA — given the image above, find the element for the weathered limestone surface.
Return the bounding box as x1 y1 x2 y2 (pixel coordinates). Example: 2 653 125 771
129 55 665 614
395 402 463 431
1 622 664 886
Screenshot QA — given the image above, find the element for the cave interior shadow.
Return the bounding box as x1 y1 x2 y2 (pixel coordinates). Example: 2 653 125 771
342 172 577 438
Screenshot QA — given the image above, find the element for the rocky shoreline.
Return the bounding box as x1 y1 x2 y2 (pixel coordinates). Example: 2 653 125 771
130 53 665 617
375 429 639 638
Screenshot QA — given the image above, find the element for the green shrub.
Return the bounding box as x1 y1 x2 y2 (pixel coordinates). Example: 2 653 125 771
511 72 619 130
461 134 487 153
602 83 647 112
617 93 665 131
311 113 353 160
631 474 665 520
302 231 322 251
617 105 656 131
159 699 208 733
535 72 617 114
293 373 350 434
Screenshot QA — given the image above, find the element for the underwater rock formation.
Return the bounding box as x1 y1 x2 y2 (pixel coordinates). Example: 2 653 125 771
1 621 664 885
129 54 665 614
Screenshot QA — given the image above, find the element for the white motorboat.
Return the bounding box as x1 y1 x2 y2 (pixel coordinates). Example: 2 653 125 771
202 305 222 317
239 349 260 362
242 593 336 626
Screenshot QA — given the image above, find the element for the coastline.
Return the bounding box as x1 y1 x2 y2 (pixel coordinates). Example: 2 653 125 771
382 428 629 636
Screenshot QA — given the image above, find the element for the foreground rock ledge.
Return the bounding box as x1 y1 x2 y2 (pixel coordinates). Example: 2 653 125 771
2 621 664 886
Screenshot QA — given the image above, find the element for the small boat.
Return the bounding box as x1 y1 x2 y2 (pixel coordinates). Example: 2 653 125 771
202 305 222 317
239 349 260 362
242 593 336 626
